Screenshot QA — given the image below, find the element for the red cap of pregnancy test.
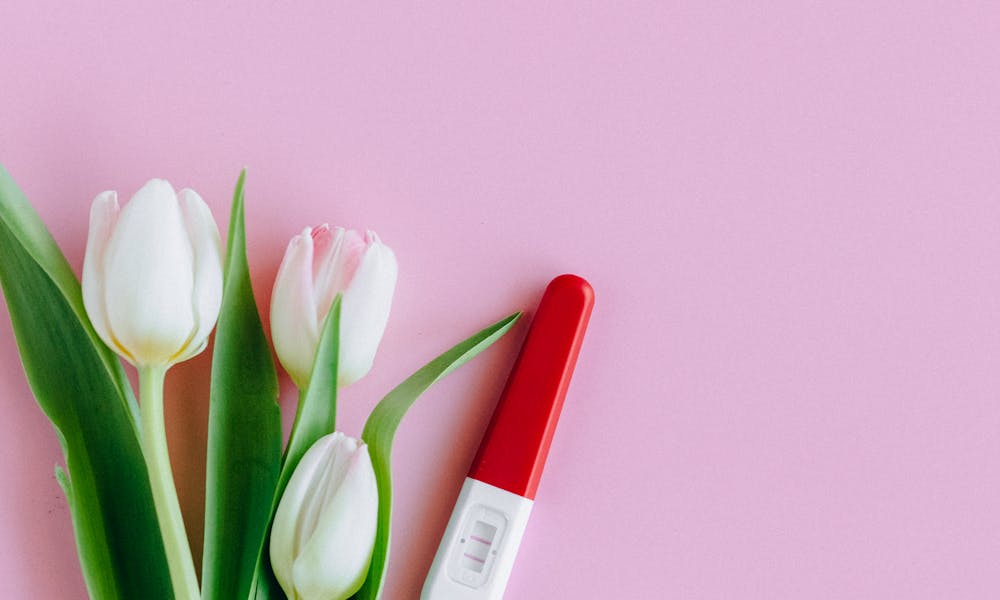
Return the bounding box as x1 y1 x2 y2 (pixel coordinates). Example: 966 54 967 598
469 274 594 500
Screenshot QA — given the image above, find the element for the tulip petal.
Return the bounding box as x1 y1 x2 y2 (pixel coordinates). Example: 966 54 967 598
174 188 223 362
315 228 366 321
269 432 336 599
309 224 336 284
271 228 320 388
311 225 343 316
294 435 356 552
270 433 361 600
292 442 378 600
104 179 195 366
339 237 397 386
82 191 124 358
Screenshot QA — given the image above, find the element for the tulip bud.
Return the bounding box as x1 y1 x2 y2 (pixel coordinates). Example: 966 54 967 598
270 225 397 388
270 432 379 600
82 179 223 367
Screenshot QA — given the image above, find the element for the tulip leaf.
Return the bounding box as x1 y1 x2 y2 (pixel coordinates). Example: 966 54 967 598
0 165 139 425
249 295 342 600
202 171 283 600
0 165 172 598
352 312 521 600
281 294 342 487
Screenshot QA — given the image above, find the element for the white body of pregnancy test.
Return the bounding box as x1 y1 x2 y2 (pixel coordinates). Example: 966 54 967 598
421 275 594 600
420 479 533 599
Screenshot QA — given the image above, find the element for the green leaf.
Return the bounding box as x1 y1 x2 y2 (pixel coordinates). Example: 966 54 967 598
201 171 282 600
0 165 172 598
250 295 342 599
280 294 342 485
0 166 139 427
352 312 521 600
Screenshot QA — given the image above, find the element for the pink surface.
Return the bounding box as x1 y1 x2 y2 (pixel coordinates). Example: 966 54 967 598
1 3 1000 599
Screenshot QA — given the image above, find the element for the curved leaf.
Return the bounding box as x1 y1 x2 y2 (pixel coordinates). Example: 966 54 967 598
0 165 171 599
250 295 342 600
352 312 521 600
281 295 341 485
0 164 138 422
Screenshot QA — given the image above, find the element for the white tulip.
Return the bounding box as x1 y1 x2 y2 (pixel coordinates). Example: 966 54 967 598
81 178 223 599
270 432 379 600
82 179 223 367
270 225 397 388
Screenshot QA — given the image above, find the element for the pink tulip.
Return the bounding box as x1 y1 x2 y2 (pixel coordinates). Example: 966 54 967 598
271 225 397 388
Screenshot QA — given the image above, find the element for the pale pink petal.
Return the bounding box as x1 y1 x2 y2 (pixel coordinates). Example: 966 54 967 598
310 224 335 281
311 225 343 315
334 229 366 290
316 228 367 324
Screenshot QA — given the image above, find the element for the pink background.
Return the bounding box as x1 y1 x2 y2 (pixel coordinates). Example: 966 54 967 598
1 2 1000 598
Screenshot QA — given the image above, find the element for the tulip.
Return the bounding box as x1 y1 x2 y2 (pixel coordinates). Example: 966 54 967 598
271 225 397 389
271 432 379 600
81 178 223 600
82 178 223 367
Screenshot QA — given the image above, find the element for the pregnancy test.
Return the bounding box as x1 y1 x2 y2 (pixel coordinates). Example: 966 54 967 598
421 274 594 600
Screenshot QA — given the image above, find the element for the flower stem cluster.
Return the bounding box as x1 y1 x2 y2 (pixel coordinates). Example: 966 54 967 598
82 179 395 600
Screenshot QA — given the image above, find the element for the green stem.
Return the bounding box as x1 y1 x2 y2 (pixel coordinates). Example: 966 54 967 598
139 365 200 600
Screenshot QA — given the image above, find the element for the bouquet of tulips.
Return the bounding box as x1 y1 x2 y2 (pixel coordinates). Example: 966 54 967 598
0 165 519 600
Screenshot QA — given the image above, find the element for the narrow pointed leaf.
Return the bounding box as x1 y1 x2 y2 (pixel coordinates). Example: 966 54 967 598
281 295 341 485
352 312 521 600
201 171 282 600
250 296 342 599
0 164 139 422
0 166 171 598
